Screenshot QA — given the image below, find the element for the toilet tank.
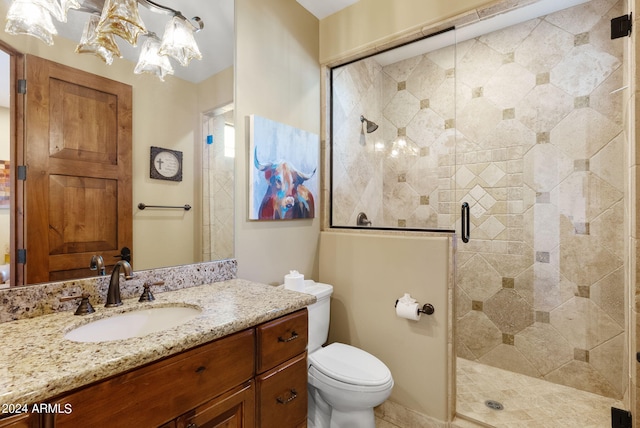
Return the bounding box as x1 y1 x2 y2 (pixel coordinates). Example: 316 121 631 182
302 281 333 354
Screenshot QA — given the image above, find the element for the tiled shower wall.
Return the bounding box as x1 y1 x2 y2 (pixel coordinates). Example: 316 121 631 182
456 0 627 400
202 110 234 262
332 0 627 399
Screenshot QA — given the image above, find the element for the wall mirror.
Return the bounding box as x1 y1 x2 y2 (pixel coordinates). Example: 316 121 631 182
0 0 235 287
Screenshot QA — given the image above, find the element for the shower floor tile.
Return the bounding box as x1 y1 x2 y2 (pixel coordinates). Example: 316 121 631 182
456 358 626 428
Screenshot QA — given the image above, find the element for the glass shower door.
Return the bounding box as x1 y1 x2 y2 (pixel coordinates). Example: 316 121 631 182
453 0 628 424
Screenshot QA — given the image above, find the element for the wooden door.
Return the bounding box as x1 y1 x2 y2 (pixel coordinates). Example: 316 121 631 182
21 55 132 284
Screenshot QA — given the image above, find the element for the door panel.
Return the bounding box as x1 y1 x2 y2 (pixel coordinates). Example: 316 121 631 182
22 55 132 284
48 175 118 254
49 78 118 163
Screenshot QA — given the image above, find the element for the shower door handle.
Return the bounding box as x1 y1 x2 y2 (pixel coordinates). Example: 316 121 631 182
461 202 470 243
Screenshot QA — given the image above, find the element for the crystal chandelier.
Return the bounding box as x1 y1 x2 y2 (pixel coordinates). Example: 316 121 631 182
4 0 204 81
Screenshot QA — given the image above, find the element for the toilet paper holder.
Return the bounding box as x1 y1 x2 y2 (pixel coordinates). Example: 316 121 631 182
394 299 435 315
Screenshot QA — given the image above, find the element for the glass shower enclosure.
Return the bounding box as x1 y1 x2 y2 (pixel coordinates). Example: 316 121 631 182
329 0 629 424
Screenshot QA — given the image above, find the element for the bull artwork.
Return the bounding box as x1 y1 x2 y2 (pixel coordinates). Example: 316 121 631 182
254 147 316 219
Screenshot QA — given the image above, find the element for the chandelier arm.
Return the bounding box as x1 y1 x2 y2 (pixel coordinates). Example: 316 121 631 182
137 0 177 16
138 0 204 32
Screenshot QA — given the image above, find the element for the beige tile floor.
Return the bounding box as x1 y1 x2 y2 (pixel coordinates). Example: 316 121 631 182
375 418 402 428
456 358 627 428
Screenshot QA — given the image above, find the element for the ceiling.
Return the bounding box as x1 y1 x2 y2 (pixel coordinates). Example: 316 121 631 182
0 0 358 108
296 0 359 20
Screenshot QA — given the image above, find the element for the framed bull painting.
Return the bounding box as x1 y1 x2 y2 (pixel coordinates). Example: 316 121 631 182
249 115 319 220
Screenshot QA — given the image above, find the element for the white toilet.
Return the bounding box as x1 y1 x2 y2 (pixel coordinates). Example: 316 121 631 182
303 281 394 428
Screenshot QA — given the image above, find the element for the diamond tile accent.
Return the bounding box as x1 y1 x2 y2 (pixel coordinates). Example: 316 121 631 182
470 203 486 219
480 216 506 239
455 166 476 188
479 163 506 187
469 184 485 201
484 288 534 335
383 90 420 128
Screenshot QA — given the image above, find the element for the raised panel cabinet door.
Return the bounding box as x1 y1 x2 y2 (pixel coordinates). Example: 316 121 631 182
21 54 132 284
176 381 255 428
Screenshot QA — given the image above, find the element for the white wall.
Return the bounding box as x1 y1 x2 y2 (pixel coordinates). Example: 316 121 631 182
234 0 320 284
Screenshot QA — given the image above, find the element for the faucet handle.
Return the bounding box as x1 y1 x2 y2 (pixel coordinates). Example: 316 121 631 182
139 281 164 302
61 292 96 316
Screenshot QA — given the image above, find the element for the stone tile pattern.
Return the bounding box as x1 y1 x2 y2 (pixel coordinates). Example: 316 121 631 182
202 110 235 262
375 400 447 428
332 0 627 399
0 259 237 323
456 358 625 427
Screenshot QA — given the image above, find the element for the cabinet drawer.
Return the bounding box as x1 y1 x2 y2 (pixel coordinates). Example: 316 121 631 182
256 309 307 373
256 353 308 428
49 329 255 428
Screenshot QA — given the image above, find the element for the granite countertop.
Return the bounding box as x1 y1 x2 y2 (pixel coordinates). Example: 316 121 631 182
0 279 315 407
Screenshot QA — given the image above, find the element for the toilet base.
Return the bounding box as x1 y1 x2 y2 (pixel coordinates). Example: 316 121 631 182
308 384 376 428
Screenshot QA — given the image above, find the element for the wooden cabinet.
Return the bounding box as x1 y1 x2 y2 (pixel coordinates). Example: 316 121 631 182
176 381 255 428
256 353 308 428
256 309 308 373
12 309 308 428
0 413 37 428
255 310 308 428
47 329 255 428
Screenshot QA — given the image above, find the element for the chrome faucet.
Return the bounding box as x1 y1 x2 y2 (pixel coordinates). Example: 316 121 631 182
105 260 134 307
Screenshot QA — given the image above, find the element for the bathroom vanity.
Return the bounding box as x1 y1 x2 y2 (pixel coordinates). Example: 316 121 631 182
0 279 314 428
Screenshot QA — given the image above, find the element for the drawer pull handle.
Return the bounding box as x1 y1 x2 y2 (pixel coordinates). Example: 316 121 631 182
278 331 299 342
195 366 206 373
186 424 198 428
276 388 298 404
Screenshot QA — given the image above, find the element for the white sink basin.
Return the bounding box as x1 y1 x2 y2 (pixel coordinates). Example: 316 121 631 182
64 306 202 343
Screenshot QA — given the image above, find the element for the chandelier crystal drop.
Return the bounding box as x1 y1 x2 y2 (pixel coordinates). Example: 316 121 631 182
75 14 121 64
95 0 146 46
158 15 202 67
5 0 58 45
134 36 173 81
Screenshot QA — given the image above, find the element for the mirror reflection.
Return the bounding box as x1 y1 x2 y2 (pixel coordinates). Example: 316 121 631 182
0 0 235 287
0 52 8 285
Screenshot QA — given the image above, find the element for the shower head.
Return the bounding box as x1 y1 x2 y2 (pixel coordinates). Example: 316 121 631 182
360 115 379 133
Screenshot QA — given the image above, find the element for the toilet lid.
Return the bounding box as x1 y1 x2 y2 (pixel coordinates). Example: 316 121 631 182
308 343 392 387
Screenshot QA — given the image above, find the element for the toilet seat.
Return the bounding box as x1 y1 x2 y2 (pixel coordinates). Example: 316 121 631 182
308 343 393 393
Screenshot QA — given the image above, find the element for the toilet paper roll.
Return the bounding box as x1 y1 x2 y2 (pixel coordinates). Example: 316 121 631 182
396 301 421 321
284 270 304 291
